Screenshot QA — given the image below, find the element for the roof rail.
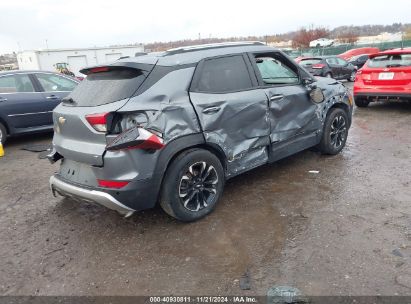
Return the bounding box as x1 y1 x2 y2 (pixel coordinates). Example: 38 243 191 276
165 41 266 55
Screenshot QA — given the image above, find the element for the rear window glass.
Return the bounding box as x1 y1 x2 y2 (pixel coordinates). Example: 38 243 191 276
300 59 322 66
67 68 148 106
195 55 253 93
368 54 411 68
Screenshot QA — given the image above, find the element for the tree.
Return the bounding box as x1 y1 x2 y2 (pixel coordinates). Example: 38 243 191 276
292 25 330 49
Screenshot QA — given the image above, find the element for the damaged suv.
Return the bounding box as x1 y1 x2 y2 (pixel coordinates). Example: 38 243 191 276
49 42 353 222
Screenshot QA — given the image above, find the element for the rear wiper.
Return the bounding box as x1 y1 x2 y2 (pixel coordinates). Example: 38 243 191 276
62 97 76 105
386 64 403 68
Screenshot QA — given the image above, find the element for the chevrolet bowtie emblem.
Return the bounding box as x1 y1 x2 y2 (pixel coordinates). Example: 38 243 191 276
58 117 66 125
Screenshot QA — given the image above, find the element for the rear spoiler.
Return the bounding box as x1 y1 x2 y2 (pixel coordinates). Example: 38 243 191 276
369 50 411 59
80 59 158 75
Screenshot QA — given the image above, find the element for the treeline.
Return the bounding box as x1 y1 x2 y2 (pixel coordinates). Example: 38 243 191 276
144 23 411 51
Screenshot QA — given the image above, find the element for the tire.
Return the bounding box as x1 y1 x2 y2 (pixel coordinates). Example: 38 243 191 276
325 72 333 79
160 148 225 222
0 122 7 145
354 97 370 108
348 71 356 82
318 108 349 155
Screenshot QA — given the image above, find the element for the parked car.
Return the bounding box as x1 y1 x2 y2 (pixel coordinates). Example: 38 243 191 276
299 56 357 81
338 47 379 61
309 38 334 48
48 42 353 222
354 48 411 107
348 54 370 69
0 70 79 144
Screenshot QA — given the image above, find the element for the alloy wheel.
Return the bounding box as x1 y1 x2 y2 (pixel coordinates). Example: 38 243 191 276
178 161 218 212
330 115 347 149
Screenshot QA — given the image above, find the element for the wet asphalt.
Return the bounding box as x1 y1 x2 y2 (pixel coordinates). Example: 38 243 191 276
0 83 410 296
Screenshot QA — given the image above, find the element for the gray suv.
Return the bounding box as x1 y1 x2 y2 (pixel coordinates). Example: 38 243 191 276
48 42 353 222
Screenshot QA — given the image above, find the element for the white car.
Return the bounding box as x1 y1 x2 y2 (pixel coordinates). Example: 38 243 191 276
309 38 334 48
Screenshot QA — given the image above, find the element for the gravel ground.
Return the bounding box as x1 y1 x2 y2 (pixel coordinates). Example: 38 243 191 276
0 83 410 296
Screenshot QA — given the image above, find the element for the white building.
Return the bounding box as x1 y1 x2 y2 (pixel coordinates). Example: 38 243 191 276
17 45 145 76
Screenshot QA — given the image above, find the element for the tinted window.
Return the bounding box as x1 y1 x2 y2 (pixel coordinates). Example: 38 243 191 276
300 58 323 66
196 56 252 93
67 67 148 106
0 74 34 93
256 57 299 85
326 58 338 65
368 54 411 68
36 73 77 92
336 58 348 66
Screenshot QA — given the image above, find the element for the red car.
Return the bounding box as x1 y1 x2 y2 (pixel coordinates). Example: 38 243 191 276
353 48 411 107
339 47 380 61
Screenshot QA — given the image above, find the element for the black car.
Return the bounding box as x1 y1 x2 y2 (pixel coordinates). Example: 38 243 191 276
348 54 370 69
48 42 353 222
0 70 79 144
299 56 357 81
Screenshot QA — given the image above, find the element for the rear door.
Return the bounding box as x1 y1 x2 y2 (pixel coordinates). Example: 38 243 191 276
53 64 155 166
189 54 270 176
33 72 78 125
0 73 49 130
325 57 341 78
336 57 352 78
249 52 322 160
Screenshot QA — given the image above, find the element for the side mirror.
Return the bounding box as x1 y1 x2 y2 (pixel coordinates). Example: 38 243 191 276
303 77 315 86
309 87 325 103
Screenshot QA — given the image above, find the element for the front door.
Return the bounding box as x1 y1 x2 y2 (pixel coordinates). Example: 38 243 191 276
249 52 322 161
189 54 270 177
0 73 48 130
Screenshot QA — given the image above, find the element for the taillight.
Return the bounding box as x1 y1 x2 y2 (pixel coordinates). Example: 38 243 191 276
97 179 129 189
312 64 326 69
106 126 164 151
85 113 110 132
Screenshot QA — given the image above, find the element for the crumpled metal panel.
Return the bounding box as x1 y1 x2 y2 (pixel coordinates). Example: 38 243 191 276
189 89 270 176
119 67 201 142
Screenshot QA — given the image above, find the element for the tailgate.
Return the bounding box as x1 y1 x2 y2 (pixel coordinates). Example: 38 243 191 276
53 99 128 166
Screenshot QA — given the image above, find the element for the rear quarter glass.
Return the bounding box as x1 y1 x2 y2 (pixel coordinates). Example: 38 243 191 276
68 67 149 107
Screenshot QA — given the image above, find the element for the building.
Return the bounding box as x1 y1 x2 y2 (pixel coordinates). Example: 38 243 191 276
17 45 145 76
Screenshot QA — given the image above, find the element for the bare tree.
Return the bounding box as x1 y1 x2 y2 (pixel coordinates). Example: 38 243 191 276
292 25 330 48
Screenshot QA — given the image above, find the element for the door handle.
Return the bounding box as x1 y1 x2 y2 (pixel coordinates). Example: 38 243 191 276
270 95 284 102
202 106 221 114
0 97 7 102
46 95 59 100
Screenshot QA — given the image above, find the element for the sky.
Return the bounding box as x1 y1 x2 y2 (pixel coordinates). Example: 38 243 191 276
0 0 410 54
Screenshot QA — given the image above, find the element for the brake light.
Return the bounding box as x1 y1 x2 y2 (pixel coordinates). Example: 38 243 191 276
85 113 109 132
90 67 109 73
97 179 129 189
106 126 164 151
312 64 325 69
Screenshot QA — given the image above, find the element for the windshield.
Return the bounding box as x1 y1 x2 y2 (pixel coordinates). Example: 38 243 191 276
368 54 411 68
67 67 149 107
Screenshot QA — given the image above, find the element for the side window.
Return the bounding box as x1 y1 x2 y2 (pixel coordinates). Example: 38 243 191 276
36 73 77 92
0 74 34 93
326 58 337 65
195 55 253 93
255 55 299 85
337 58 348 66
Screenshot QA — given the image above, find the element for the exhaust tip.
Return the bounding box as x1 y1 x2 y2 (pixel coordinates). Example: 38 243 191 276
123 211 135 218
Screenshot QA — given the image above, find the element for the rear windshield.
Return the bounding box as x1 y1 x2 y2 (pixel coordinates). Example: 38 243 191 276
300 59 322 66
68 67 148 106
368 54 411 68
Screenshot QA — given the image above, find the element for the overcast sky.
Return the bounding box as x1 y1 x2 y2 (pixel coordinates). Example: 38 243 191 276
0 0 410 54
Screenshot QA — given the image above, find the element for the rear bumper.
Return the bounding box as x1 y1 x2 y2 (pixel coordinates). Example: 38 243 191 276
50 175 135 216
354 92 411 100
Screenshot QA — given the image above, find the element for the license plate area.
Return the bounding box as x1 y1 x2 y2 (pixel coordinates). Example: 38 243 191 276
378 72 394 80
59 159 96 186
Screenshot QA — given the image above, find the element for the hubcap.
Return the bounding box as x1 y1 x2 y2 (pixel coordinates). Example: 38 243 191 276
330 115 347 149
178 161 218 212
